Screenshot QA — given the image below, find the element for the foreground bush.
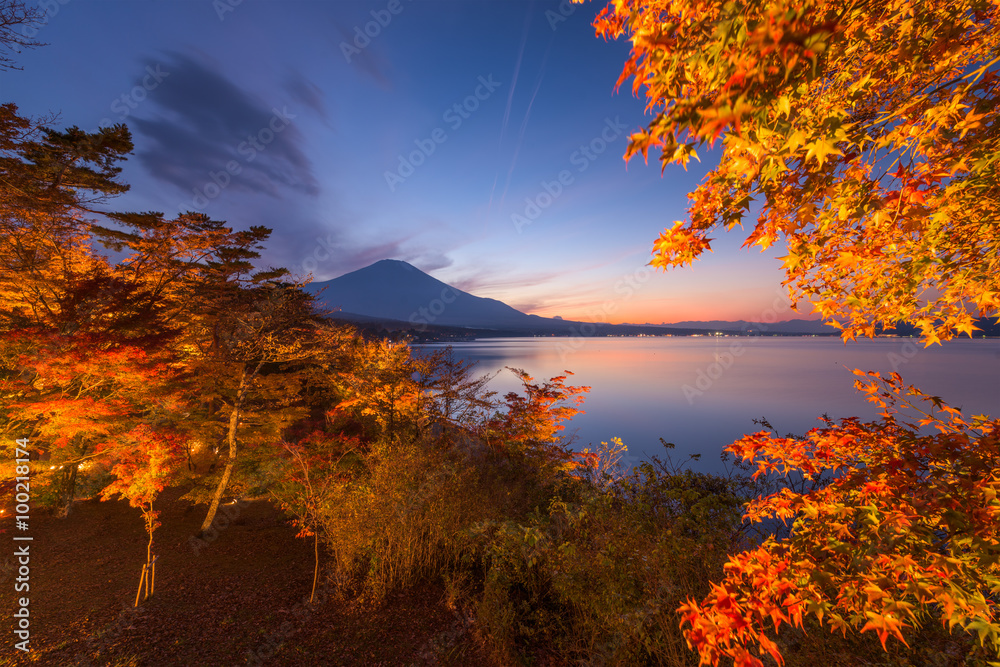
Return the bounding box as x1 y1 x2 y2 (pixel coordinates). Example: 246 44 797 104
303 367 588 603
276 359 996 666
472 452 751 665
680 372 1000 666
316 436 559 603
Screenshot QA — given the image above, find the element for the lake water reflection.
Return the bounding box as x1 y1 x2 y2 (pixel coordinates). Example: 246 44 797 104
416 336 1000 472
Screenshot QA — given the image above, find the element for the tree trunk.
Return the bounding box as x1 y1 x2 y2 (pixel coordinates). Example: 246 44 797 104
199 367 247 535
136 502 156 606
58 462 78 517
199 405 239 534
310 530 319 604
144 503 155 598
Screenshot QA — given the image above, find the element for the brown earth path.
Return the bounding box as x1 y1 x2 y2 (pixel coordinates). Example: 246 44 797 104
0 487 495 667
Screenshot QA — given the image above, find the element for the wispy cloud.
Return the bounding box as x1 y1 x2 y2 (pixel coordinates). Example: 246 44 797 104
335 22 392 89
132 53 319 202
283 71 331 124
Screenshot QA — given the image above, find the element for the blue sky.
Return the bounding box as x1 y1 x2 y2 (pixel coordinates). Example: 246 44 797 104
4 0 807 323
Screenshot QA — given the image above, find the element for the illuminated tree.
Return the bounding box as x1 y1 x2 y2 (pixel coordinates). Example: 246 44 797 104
0 107 184 509
677 372 1000 666
187 282 320 535
334 337 424 443
1 323 185 512
486 368 590 468
0 104 133 332
580 3 1000 662
0 94 306 532
101 425 185 606
585 0 1000 343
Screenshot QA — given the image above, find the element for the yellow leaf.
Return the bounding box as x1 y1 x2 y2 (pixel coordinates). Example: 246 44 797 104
805 138 842 166
778 96 792 118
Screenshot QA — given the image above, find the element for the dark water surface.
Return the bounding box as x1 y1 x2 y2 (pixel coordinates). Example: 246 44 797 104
416 337 1000 472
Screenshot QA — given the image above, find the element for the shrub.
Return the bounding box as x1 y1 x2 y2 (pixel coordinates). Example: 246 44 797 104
472 451 751 665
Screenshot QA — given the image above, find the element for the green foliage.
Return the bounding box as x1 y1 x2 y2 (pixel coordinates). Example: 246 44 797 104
471 456 750 665
300 357 581 606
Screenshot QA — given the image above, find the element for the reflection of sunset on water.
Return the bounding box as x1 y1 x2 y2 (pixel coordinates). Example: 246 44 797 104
418 337 1000 469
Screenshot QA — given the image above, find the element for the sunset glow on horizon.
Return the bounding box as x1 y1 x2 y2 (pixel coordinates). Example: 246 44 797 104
4 0 817 324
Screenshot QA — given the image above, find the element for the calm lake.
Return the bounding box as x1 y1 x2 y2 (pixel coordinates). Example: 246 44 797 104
416 337 1000 472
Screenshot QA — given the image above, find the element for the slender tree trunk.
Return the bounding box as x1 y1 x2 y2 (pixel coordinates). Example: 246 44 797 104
58 438 91 515
199 406 239 534
134 566 146 607
145 502 154 597
199 366 248 535
58 462 78 517
136 503 155 606
63 462 78 501
310 530 319 604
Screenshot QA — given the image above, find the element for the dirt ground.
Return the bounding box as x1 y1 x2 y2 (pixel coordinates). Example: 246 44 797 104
0 487 496 666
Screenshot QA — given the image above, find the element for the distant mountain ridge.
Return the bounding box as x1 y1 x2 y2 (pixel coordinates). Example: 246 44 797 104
663 319 840 334
303 259 545 329
305 260 999 337
663 317 1000 336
